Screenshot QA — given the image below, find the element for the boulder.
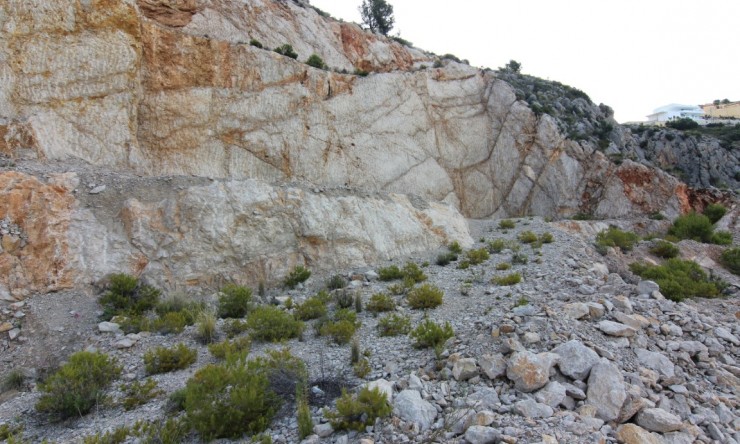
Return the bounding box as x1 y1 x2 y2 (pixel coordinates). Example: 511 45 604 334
598 320 637 337
636 408 684 433
616 424 664 444
512 399 554 418
452 358 479 381
393 390 437 431
552 340 600 380
479 353 507 380
464 426 500 444
535 381 567 408
636 349 675 378
587 359 627 421
506 351 558 393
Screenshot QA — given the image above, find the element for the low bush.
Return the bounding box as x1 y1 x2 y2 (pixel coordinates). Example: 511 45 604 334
704 203 727 223
511 252 528 264
457 260 470 270
494 272 522 286
284 265 311 289
120 378 162 411
649 240 680 258
249 39 263 48
711 231 733 245
402 262 427 283
447 241 463 254
668 212 714 243
208 336 252 361
630 259 723 301
218 284 252 319
410 319 454 355
325 387 391 431
435 252 458 266
407 284 444 309
377 313 411 336
595 226 639 252
2 369 25 392
294 295 328 320
353 358 371 379
649 212 666 220
99 273 160 321
539 232 554 243
326 274 347 290
247 306 304 342
335 289 354 309
183 360 281 440
496 262 512 271
306 54 327 69
36 351 121 419
518 231 538 244
224 318 249 338
378 265 403 281
366 293 395 313
297 396 313 440
152 311 188 335
720 248 740 275
274 44 298 59
498 219 516 229
320 309 360 344
144 344 197 375
466 248 490 265
196 310 218 344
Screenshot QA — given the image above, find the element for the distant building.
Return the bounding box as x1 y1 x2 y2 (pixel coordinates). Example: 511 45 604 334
646 104 705 123
700 100 740 119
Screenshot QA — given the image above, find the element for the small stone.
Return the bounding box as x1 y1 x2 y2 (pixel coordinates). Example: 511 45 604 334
522 332 540 344
0 322 12 333
8 328 21 340
598 320 636 337
637 281 660 296
636 348 675 378
479 353 507 380
115 338 135 349
563 302 590 319
393 390 437 431
714 327 739 345
612 295 633 313
613 312 649 330
89 185 106 194
506 351 558 392
616 424 663 444
98 321 121 334
552 340 600 380
313 423 333 438
366 378 394 402
636 408 684 433
452 358 478 381
464 426 500 444
586 302 605 318
535 381 567 408
465 387 500 410
512 399 553 418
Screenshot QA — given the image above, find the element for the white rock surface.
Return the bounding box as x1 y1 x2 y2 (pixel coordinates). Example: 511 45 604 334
392 390 437 432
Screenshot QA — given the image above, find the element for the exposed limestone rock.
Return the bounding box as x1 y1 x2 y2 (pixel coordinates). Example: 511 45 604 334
636 408 684 433
452 358 478 381
598 320 637 337
636 349 675 378
479 353 507 380
506 351 558 393
616 424 665 444
392 390 437 432
587 359 627 422
464 426 500 444
552 340 600 380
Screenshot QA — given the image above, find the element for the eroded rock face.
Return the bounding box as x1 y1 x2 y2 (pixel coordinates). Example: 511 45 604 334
0 171 471 298
0 0 693 220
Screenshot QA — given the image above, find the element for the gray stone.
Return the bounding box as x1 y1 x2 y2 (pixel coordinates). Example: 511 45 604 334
98 321 121 334
89 185 106 194
616 424 664 444
313 423 333 438
586 302 606 318
114 338 135 348
563 302 590 319
465 387 500 411
636 408 684 433
636 348 675 378
678 341 707 356
479 353 507 380
366 379 394 401
506 351 558 392
393 390 437 431
452 358 478 381
587 359 627 421
8 328 20 340
598 320 636 337
715 327 740 345
535 381 567 408
552 340 600 380
522 332 540 344
613 311 649 330
637 281 660 295
612 295 633 313
464 426 500 444
512 399 554 418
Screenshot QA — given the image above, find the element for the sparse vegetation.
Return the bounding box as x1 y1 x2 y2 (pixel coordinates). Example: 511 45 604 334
447 241 463 254
120 379 162 411
36 351 121 419
436 251 458 266
465 248 490 265
319 309 360 344
511 252 528 265
306 54 327 70
704 204 727 223
325 387 392 431
353 358 371 379
539 232 554 243
378 265 403 281
249 39 263 48
720 248 740 275
407 284 444 309
494 272 522 286
402 262 427 283
496 262 512 271
99 273 160 321
274 44 298 59
498 219 516 229
284 265 311 289
377 313 411 336
144 343 197 375
649 240 680 259
366 292 395 313
630 259 724 301
208 336 252 361
196 310 218 344
410 319 454 357
518 230 538 244
247 306 304 342
326 274 347 290
595 226 639 253
294 295 328 320
2 369 25 392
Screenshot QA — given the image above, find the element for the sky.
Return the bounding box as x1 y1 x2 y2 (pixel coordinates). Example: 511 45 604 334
309 0 740 123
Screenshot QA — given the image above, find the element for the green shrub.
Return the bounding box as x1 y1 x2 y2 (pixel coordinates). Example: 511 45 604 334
152 311 188 335
155 295 203 325
297 397 313 440
595 226 639 252
377 313 411 336
410 319 454 355
353 358 371 379
224 318 250 338
407 284 444 309
2 369 25 392
366 293 395 313
120 378 162 411
36 351 121 419
274 44 298 59
447 241 463 254
325 387 391 431
249 39 263 49
99 274 160 321
511 252 528 264
335 289 355 309
494 272 522 286
457 260 470 270
306 54 326 69
183 360 281 440
378 265 403 281
218 284 252 319
666 117 699 130
649 212 666 220
326 274 347 290
131 418 188 444
354 68 370 77
499 219 516 229
82 426 130 444
208 336 252 361
402 262 427 283
668 212 714 243
518 231 538 244
720 248 740 275
514 297 529 307
649 240 680 259
488 239 506 253
466 248 490 265
436 252 458 266
711 230 733 245
354 293 363 313
496 262 512 271
247 306 304 342
320 309 360 344
196 310 218 344
144 344 196 375
294 296 328 320
703 203 727 224
539 232 554 243
630 259 723 301
284 265 311 289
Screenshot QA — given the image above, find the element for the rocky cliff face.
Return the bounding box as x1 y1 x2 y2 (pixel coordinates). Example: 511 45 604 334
0 0 718 297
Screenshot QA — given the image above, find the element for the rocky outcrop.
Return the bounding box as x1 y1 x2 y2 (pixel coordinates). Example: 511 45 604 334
0 0 697 221
0 171 470 300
